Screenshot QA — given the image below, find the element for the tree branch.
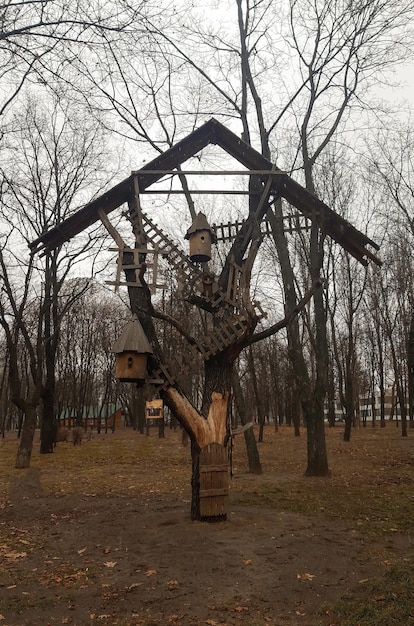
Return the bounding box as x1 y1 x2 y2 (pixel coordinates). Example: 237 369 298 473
246 278 325 346
138 263 198 347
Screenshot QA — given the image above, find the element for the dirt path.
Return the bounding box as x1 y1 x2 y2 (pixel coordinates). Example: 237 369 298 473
1 467 378 626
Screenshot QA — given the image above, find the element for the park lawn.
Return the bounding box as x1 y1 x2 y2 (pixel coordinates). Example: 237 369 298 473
0 423 413 625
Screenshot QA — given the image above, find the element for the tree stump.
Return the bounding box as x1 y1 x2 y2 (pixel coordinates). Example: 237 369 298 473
199 443 229 521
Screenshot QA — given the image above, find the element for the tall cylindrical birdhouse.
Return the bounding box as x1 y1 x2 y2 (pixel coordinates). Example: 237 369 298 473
112 318 153 383
185 212 217 263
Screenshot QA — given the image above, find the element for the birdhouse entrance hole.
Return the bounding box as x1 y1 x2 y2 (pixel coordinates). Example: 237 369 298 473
115 351 148 382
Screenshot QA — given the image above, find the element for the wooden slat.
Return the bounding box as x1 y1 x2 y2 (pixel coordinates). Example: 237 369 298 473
200 488 229 497
200 464 229 473
199 443 229 520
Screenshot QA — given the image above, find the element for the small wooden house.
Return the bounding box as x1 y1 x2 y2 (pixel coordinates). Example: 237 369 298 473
145 399 163 420
57 404 123 430
112 318 153 383
185 212 217 263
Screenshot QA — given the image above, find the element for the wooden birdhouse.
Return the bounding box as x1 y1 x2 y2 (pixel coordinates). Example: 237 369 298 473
112 318 153 383
185 212 217 263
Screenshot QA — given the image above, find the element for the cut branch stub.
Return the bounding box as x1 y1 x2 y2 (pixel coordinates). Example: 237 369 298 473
164 388 228 449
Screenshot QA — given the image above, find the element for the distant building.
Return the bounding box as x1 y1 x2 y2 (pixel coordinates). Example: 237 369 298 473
324 387 407 423
58 404 124 430
359 388 404 421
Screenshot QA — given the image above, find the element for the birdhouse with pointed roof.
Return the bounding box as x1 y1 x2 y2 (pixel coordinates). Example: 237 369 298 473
185 212 217 263
112 318 153 383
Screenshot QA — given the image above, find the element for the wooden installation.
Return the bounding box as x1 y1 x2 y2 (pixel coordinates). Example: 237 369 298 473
185 212 217 263
112 319 153 383
29 118 382 522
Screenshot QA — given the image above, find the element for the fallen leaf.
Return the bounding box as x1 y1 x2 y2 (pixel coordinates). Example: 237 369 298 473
297 572 315 581
243 559 252 566
103 561 117 568
235 605 249 612
146 569 157 577
5 551 27 559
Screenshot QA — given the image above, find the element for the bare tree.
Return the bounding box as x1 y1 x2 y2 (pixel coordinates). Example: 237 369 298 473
0 0 148 121
368 124 414 430
0 93 112 465
55 283 127 430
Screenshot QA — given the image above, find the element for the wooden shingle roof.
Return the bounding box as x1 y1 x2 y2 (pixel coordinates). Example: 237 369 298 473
112 319 153 354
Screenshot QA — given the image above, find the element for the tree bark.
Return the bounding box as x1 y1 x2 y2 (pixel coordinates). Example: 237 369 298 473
15 403 37 469
40 252 58 454
247 346 266 442
303 397 330 476
407 312 414 427
268 202 330 475
40 388 56 454
232 365 262 474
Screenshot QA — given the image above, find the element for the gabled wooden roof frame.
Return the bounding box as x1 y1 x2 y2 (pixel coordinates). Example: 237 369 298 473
29 118 381 266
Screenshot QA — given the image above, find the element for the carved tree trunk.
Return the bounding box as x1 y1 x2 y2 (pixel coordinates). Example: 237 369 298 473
164 380 230 520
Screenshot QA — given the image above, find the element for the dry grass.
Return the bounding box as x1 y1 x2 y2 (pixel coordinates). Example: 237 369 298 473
1 422 414 625
233 424 414 537
2 423 414 534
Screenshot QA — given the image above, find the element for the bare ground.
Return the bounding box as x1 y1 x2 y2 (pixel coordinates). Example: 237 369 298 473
0 426 409 626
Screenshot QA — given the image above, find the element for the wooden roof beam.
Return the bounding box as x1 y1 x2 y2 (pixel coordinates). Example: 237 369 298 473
30 120 218 254
29 117 381 266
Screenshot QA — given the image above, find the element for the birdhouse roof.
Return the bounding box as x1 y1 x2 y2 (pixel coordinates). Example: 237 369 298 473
185 212 217 242
112 319 153 354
